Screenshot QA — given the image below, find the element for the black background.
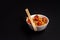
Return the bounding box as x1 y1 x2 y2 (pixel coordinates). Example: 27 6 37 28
0 0 60 40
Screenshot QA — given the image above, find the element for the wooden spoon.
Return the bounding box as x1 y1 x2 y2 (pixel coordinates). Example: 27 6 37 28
25 8 37 31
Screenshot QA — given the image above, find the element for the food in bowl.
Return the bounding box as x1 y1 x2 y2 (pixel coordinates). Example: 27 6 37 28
26 14 49 31
27 15 47 26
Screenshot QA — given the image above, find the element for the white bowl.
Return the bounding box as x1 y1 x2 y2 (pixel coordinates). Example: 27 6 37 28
26 14 49 31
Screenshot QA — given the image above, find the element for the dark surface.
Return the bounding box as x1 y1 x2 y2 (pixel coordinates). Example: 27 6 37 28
0 0 60 40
